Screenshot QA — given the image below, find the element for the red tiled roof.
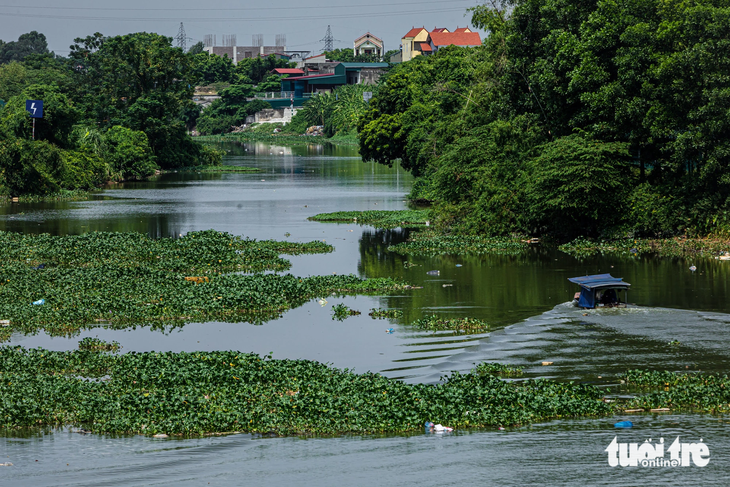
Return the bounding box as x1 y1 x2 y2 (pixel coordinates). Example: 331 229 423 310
454 27 471 33
419 42 432 52
272 68 304 75
432 28 449 33
284 73 340 81
430 31 482 47
403 27 426 38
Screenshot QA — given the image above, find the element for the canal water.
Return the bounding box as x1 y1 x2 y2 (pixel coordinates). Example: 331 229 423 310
2 141 729 485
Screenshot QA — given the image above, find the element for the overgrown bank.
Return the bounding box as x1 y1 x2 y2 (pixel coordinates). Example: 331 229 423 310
359 1 730 240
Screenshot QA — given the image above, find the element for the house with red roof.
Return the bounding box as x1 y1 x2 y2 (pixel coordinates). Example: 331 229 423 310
399 27 429 62
271 68 304 77
428 31 482 53
395 26 481 62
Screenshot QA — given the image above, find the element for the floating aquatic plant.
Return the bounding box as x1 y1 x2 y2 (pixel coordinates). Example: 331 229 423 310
559 237 730 258
332 304 361 321
388 232 527 256
308 210 430 229
78 337 121 353
0 230 408 337
473 363 524 378
0 347 613 436
368 308 403 319
409 315 489 332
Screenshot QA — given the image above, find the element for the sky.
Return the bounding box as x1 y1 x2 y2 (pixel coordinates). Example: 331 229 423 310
0 0 485 57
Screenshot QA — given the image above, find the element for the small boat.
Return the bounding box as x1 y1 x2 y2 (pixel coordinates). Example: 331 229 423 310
569 274 630 309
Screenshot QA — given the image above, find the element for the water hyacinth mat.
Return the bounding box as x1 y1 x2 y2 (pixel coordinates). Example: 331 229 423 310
3 348 728 437
0 230 408 337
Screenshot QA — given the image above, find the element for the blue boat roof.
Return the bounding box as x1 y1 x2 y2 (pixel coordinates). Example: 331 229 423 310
568 273 630 290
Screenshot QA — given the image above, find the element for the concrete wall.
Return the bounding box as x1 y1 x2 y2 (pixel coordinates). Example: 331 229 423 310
252 108 298 124
361 68 384 85
204 46 286 64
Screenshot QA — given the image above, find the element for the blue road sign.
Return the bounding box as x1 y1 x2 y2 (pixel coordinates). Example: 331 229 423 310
25 100 44 119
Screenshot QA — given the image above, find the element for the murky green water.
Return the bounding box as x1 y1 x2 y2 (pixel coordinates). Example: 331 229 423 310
2 140 730 485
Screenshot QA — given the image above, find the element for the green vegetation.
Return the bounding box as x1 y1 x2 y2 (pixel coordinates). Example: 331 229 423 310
324 49 382 63
196 84 271 135
474 363 524 378
409 315 489 333
558 237 730 258
388 232 527 256
288 85 378 137
0 230 411 337
3 347 728 435
78 337 120 353
0 348 614 435
169 165 260 174
359 0 730 240
309 210 430 228
622 370 730 413
331 303 361 321
369 308 403 319
0 31 224 196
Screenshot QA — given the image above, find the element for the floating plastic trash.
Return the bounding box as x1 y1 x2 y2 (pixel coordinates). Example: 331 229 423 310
426 270 440 276
614 421 633 428
33 264 45 270
425 421 453 432
629 248 638 254
318 299 328 306
32 299 45 306
385 328 394 334
689 265 697 272
455 264 462 267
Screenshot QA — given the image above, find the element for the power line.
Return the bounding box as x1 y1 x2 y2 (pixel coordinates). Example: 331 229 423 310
0 6 471 22
0 0 474 12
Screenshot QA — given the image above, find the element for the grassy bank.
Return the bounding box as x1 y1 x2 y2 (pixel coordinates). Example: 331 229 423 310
0 189 95 203
559 237 730 259
0 230 408 338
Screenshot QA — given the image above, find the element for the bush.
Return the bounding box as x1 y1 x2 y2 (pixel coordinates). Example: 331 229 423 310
0 138 64 195
103 126 157 180
523 135 632 237
0 84 80 148
61 150 108 190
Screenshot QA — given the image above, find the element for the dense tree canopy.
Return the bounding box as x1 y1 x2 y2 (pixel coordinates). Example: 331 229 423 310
0 31 221 195
0 31 49 64
360 0 730 238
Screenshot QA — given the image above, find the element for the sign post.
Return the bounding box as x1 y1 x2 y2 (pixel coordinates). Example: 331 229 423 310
25 100 44 140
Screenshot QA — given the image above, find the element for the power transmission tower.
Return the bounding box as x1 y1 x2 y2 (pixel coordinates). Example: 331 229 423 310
319 25 339 52
175 23 187 52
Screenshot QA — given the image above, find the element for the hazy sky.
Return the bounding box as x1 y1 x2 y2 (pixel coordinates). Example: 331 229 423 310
0 0 484 56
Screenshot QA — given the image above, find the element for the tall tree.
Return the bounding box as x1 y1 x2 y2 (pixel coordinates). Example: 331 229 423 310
0 31 49 64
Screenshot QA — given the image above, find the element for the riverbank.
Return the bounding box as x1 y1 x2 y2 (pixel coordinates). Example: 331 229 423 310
195 132 359 146
309 210 730 259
